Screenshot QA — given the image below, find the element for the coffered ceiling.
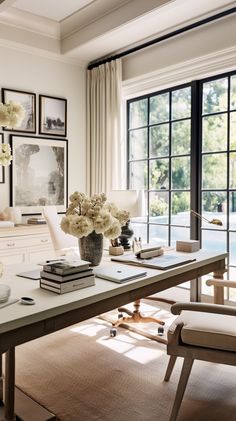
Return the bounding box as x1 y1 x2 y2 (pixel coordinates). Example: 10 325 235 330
0 0 234 66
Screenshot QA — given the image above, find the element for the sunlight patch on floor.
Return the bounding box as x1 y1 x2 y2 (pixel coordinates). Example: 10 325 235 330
97 335 135 353
125 346 164 364
70 323 107 336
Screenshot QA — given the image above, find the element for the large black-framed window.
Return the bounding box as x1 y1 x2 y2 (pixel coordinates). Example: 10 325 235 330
127 70 236 300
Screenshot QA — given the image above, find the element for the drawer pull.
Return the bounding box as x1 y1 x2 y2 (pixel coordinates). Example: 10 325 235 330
7 242 15 247
40 239 48 243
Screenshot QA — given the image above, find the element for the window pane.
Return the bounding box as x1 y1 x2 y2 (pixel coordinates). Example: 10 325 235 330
129 99 148 129
150 159 169 190
172 87 191 120
171 157 190 189
230 152 236 188
149 191 169 224
230 75 236 110
202 229 227 252
202 77 228 114
132 223 147 244
129 161 147 189
201 191 226 229
229 192 236 229
150 93 169 124
230 111 236 149
129 128 147 160
171 227 190 246
202 154 227 189
171 120 190 155
229 232 236 265
150 124 169 158
171 192 190 226
202 114 227 152
149 224 168 246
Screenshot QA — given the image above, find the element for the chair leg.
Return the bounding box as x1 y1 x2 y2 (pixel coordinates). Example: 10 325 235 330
164 355 177 382
169 357 194 421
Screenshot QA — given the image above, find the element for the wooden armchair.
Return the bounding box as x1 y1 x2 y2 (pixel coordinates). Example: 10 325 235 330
164 302 236 421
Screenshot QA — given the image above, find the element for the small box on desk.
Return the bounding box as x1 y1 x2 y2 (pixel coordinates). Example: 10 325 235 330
176 240 200 253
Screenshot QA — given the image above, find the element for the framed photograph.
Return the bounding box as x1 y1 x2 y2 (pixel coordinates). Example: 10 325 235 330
10 135 68 214
2 88 36 133
39 95 67 137
0 134 5 183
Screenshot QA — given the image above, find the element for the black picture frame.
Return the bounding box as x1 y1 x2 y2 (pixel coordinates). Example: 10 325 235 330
39 95 67 137
2 88 36 133
0 133 5 184
10 134 68 215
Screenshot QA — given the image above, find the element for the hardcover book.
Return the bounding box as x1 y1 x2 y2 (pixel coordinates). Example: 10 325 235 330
43 260 90 275
40 269 93 282
40 274 95 294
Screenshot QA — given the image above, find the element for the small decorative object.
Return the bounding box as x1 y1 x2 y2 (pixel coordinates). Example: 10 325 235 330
61 192 129 266
10 135 68 214
176 240 200 253
0 263 11 304
109 238 124 256
1 89 32 132
4 207 22 225
39 95 67 137
0 284 11 303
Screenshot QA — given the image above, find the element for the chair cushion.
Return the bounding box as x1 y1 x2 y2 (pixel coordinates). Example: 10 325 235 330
175 311 236 352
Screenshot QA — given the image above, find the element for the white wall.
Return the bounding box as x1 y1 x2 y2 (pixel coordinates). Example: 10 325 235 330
0 46 86 212
122 14 236 95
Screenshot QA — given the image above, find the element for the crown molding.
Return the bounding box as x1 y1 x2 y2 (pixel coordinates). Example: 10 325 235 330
0 38 87 67
0 7 60 38
122 47 236 98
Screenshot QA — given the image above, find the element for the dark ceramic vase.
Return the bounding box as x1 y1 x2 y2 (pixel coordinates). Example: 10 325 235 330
79 231 103 266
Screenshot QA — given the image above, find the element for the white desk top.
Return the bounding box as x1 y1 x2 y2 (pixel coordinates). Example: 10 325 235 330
0 249 227 334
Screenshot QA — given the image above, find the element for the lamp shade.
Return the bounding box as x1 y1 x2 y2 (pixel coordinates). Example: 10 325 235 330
108 190 144 218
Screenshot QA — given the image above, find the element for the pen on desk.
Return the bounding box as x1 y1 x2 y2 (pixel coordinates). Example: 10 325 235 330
45 258 65 263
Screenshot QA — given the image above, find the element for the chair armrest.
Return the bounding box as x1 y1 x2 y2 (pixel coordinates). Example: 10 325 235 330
171 302 236 317
206 278 236 288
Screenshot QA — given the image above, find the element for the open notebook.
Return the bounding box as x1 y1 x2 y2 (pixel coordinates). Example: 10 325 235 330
111 253 196 270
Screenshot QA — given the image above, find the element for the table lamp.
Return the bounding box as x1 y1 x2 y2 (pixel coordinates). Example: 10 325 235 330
191 210 223 226
108 190 144 249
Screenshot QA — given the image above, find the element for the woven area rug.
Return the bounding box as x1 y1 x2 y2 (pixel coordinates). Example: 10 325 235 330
14 299 236 421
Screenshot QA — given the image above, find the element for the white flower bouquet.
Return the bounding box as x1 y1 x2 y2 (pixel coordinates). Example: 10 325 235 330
61 192 130 240
0 101 25 129
0 143 12 166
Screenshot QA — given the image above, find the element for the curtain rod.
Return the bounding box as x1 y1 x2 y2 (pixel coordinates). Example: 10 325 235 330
87 6 236 70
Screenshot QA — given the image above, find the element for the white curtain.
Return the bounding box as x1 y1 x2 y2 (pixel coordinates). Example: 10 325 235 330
86 59 122 196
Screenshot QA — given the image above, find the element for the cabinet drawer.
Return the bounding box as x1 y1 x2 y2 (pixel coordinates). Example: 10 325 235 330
0 235 52 250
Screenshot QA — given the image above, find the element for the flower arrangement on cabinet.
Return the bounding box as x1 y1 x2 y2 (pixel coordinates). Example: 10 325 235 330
0 101 25 167
61 192 130 239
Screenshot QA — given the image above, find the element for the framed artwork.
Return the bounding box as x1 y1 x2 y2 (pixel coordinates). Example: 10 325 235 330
0 134 5 183
39 95 67 137
2 88 36 133
10 135 68 215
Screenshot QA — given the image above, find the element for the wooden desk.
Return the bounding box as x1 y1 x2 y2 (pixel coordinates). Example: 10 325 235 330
0 250 227 419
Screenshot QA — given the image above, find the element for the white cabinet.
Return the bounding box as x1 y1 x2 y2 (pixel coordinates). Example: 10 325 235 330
0 225 56 265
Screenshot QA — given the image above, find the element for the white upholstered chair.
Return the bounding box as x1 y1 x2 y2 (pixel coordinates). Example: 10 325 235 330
42 206 79 257
164 301 236 421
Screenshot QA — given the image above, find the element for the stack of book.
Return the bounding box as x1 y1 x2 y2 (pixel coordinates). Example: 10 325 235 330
27 217 46 225
40 260 95 294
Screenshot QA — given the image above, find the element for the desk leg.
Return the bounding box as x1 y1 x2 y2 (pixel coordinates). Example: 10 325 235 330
190 278 201 302
5 348 15 420
0 354 3 405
